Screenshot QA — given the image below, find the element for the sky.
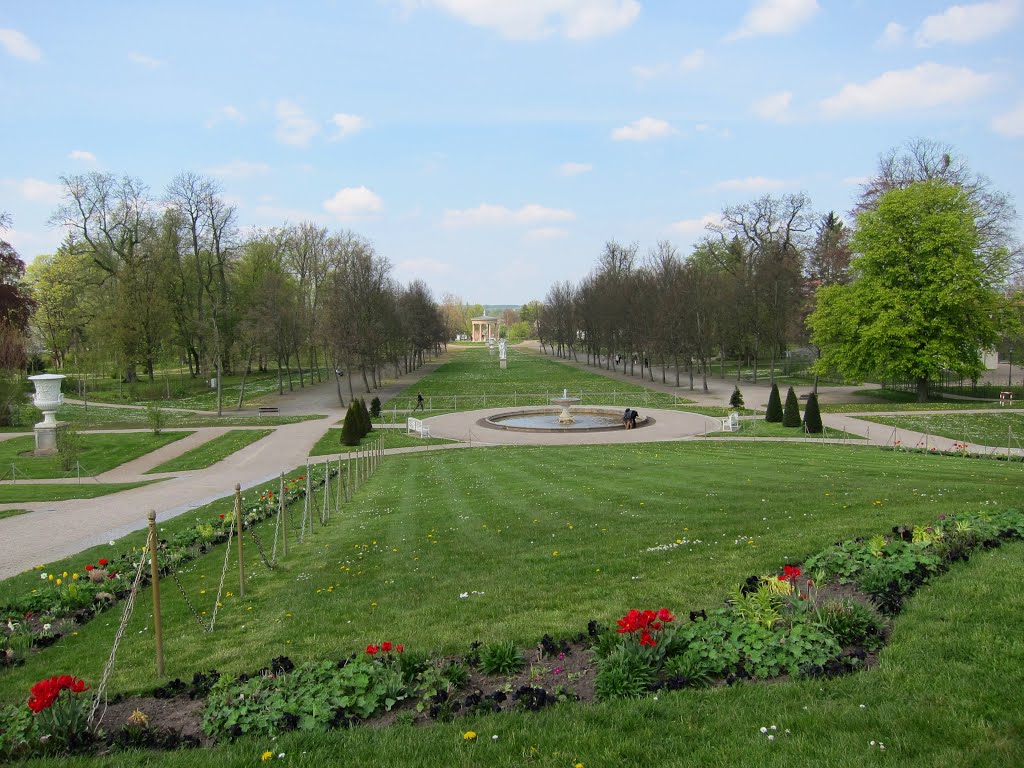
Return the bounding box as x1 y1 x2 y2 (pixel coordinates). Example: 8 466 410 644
2 0 1024 305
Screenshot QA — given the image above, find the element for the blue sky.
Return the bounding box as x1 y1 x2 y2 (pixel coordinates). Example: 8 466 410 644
2 0 1023 304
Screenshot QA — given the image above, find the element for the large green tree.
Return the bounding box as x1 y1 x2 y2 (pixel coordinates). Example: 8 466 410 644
809 180 1011 402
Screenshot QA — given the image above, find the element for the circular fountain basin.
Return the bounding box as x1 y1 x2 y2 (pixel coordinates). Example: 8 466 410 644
482 408 649 433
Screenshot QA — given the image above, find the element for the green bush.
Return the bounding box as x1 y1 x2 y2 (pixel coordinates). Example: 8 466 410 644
359 398 373 435
145 402 166 435
783 386 801 427
370 396 381 418
341 403 362 446
594 647 655 700
729 386 744 409
56 424 82 472
803 392 823 433
765 382 783 422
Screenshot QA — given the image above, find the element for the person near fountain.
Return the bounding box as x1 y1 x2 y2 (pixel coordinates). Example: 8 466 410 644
623 408 632 429
629 409 638 429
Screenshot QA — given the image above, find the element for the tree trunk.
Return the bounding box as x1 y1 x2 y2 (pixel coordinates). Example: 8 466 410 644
916 376 929 403
237 346 254 410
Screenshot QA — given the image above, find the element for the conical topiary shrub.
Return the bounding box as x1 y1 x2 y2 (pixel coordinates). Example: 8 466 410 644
359 398 373 435
341 403 362 446
370 396 381 418
765 382 783 422
783 386 801 427
803 392 823 434
729 386 744 409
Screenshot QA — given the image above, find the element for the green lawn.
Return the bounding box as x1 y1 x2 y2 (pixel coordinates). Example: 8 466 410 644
62 368 331 410
381 347 694 413
0 482 157 503
823 388 1023 413
860 412 1024 448
2 442 1022 768
0 508 28 520
709 418 832 438
309 427 453 456
146 430 274 473
0 432 189 479
4 404 322 432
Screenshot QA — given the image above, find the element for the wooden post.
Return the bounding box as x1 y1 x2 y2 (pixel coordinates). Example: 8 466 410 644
336 458 342 509
235 484 245 597
305 467 312 538
279 474 288 557
147 511 165 677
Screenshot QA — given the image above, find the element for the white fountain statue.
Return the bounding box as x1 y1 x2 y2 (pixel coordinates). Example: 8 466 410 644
550 387 581 424
28 373 65 456
499 338 507 369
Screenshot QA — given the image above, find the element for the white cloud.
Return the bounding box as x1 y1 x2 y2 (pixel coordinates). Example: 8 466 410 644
992 101 1024 136
68 149 97 163
397 257 452 275
751 90 793 121
670 213 721 235
442 203 575 229
128 51 164 68
877 21 907 47
728 0 819 40
205 105 245 128
713 176 787 191
842 175 871 186
915 0 1020 46
558 162 593 176
820 62 994 117
2 177 64 203
679 48 705 73
0 28 41 61
204 160 272 178
323 186 383 218
275 100 320 146
330 113 366 140
612 116 675 141
631 63 667 80
525 227 569 240
413 0 641 40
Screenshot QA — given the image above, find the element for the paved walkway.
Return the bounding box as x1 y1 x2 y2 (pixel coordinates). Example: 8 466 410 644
0 356 451 579
1 346 1020 579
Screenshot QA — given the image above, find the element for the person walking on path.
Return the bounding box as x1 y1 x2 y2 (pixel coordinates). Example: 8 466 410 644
414 392 425 411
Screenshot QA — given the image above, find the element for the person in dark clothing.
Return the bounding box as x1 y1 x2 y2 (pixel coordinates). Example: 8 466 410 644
629 409 638 429
414 392 425 411
623 407 631 429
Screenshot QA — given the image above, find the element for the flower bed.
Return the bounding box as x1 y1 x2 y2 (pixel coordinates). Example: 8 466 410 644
2 504 1020 760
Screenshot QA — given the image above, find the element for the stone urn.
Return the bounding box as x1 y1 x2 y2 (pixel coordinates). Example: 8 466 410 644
28 373 65 456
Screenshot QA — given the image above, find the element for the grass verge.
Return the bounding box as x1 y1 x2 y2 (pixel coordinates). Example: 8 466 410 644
146 430 274 473
0 482 157 503
0 432 189 479
309 428 454 456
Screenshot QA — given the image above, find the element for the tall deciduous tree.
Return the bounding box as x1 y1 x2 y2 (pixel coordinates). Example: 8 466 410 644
810 180 1011 402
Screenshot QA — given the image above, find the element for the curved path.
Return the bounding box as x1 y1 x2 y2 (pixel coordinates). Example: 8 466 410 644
1 346 1020 579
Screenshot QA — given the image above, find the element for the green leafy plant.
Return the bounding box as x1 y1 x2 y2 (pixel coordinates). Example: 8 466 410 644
341 403 362 446
370 396 381 417
479 639 525 676
813 599 888 651
663 651 716 688
56 425 82 472
594 647 655 700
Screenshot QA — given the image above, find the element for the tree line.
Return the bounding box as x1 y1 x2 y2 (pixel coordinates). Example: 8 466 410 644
18 171 448 410
535 139 1023 400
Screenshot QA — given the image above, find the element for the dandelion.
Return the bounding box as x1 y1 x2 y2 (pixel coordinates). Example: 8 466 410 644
261 751 274 761
463 731 477 741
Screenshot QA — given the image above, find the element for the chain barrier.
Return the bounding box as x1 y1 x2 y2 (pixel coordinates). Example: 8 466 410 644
168 522 235 633
88 545 149 727
250 495 283 570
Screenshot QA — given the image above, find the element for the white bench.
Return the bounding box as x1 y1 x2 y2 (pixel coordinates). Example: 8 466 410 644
720 412 741 432
407 417 430 438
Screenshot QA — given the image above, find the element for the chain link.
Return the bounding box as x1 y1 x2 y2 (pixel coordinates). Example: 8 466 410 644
171 570 213 632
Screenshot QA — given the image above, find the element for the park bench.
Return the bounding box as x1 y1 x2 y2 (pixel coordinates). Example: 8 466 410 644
407 417 430 438
258 406 280 417
720 411 741 432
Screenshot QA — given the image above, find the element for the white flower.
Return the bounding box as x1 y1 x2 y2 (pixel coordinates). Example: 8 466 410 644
492 735 498 742
770 725 777 731
859 703 866 709
277 753 285 759
760 727 768 734
40 573 48 580
109 540 116 546
767 735 775 742
459 592 469 599
42 623 51 631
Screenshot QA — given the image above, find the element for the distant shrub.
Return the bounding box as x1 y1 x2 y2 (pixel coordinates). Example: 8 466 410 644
729 386 744 409
783 386 801 427
803 392 823 434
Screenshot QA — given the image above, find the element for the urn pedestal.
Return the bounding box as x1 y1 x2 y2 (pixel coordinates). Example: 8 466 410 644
28 374 65 456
